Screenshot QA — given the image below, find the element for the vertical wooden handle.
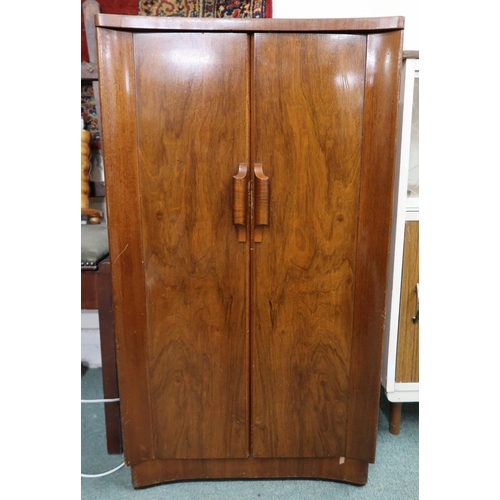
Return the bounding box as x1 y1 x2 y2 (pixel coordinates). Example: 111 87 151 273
254 163 269 243
233 163 248 242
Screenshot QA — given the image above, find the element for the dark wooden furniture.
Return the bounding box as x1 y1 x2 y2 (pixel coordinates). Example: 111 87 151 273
81 254 123 455
96 15 404 487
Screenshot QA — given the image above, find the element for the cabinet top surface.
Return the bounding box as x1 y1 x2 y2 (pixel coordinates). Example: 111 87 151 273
95 14 404 33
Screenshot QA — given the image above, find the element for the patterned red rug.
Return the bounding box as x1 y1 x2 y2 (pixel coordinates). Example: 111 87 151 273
81 0 272 149
138 1 271 18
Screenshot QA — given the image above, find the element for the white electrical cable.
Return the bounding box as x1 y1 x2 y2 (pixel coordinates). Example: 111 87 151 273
81 462 125 478
81 397 124 477
81 398 120 403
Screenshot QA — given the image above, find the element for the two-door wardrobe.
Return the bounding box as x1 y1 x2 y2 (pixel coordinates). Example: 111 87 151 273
95 15 404 488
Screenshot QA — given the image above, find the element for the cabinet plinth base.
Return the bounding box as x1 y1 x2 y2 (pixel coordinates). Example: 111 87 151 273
131 457 369 488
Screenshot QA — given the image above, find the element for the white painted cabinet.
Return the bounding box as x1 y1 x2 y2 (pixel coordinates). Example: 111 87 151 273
382 55 419 434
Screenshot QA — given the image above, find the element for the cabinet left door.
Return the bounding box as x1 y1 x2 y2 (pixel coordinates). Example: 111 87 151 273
98 29 251 463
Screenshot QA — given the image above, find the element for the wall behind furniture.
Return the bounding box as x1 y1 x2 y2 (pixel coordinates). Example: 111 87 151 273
273 0 418 50
81 0 419 367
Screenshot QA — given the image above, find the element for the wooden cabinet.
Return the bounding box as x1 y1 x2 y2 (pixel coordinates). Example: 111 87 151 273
396 221 419 384
96 15 404 487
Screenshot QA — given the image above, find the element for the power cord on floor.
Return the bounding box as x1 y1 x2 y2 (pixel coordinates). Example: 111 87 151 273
81 398 124 478
81 398 120 403
81 462 125 478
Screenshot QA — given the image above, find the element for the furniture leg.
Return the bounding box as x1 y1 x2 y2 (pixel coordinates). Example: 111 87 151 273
389 402 402 435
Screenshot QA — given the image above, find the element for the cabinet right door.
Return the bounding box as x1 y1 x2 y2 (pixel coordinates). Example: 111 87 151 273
251 32 402 461
396 221 419 383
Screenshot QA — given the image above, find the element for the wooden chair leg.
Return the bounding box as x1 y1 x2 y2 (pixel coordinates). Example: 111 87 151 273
96 258 123 454
389 402 402 435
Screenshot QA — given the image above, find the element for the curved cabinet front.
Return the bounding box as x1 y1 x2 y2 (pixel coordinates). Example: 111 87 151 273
96 15 404 488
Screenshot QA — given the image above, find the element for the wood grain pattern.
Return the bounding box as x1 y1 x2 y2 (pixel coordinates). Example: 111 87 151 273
396 221 419 382
97 28 155 466
252 33 366 458
96 17 404 486
253 163 269 243
346 30 403 463
96 14 404 32
233 163 249 243
96 259 123 454
133 32 250 459
131 456 369 487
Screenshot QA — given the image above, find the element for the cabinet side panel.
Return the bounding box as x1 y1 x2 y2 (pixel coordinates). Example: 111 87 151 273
396 221 419 382
252 33 366 458
134 33 250 459
96 28 155 465
346 30 403 463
